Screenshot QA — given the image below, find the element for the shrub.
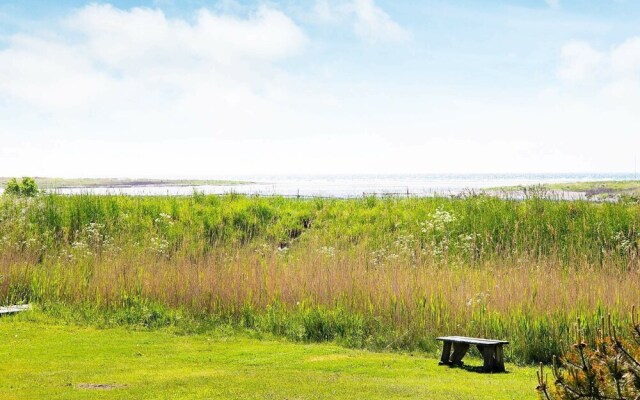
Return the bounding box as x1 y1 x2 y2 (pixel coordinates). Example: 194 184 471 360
537 310 640 399
20 177 39 197
3 177 39 197
3 178 21 196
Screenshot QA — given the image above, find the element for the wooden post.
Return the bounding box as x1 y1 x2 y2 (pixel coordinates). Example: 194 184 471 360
439 341 452 365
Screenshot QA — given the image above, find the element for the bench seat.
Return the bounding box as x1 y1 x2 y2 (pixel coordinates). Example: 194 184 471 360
437 336 509 345
0 304 30 316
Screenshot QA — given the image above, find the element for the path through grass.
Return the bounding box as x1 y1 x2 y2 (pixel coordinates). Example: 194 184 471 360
0 317 537 399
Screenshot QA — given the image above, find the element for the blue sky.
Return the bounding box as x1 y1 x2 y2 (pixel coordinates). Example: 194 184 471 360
1 1 639 177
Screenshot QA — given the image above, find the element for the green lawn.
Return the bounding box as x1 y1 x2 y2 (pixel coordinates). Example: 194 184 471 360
0 317 538 400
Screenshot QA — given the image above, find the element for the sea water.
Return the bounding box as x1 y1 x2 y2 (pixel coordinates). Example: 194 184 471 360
49 173 638 197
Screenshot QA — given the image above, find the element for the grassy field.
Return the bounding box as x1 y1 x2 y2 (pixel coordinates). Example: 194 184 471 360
1 193 639 367
0 177 250 189
0 314 537 400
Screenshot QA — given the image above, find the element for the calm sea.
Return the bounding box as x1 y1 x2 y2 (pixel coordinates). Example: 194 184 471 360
51 173 638 197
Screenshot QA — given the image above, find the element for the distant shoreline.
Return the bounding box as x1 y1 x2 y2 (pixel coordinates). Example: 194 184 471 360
2 177 639 200
0 177 253 189
489 180 640 200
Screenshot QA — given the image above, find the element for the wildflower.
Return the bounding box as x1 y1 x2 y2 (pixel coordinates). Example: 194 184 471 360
318 246 336 257
154 213 174 226
150 236 170 255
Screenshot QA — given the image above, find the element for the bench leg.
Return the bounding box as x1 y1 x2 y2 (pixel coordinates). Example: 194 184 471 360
449 343 470 366
478 345 497 372
439 341 452 365
495 344 505 372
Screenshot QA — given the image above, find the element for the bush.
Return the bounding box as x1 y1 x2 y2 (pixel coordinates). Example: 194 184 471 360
537 310 640 399
3 177 39 197
4 178 21 196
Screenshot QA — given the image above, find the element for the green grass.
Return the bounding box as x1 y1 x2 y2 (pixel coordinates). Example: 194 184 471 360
492 180 640 198
0 315 537 400
544 180 640 192
0 177 250 189
1 193 639 364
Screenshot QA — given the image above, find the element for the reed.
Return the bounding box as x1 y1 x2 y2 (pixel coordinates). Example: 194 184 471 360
1 193 639 363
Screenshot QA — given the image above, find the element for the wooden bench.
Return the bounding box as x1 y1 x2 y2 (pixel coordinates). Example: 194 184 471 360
0 304 30 316
436 336 508 372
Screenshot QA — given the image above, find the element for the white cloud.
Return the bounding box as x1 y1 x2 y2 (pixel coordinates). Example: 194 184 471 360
350 0 409 43
549 37 640 166
66 4 307 66
0 4 324 177
0 34 113 110
557 40 603 82
0 4 307 113
312 0 409 44
558 37 640 84
610 37 640 76
545 0 560 9
312 0 335 23
556 36 640 107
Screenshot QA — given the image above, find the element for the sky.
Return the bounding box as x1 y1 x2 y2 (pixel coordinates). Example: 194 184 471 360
1 0 639 178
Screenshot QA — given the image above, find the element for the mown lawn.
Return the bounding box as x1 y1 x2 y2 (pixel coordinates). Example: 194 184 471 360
0 316 538 399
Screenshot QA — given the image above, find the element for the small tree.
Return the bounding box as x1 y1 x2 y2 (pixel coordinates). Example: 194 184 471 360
3 177 39 197
537 309 640 399
4 178 21 195
20 177 39 197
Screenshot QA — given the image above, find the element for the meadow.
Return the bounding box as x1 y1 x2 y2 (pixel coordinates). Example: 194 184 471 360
1 192 639 367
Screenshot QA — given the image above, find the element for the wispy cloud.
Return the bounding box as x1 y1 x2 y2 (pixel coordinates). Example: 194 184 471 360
557 40 603 82
350 0 410 43
557 36 640 89
610 37 640 76
312 0 409 44
545 0 560 9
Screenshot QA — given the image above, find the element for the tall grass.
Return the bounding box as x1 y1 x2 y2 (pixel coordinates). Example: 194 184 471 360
1 193 639 363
